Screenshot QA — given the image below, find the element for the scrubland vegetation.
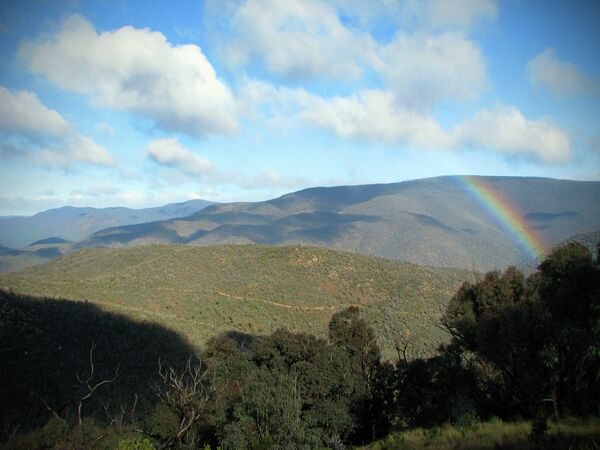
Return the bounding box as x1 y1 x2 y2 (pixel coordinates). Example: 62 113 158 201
1 242 598 449
0 245 470 359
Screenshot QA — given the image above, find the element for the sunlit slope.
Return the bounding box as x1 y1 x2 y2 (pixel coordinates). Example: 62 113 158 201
78 176 600 271
0 244 471 358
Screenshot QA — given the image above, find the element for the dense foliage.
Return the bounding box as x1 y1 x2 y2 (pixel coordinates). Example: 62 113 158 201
1 242 598 449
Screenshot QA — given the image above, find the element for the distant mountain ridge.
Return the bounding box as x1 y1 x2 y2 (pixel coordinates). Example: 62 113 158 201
1 176 598 272
27 237 71 246
0 199 216 248
77 176 600 271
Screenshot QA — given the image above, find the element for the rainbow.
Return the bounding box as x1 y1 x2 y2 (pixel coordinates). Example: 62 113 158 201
457 175 546 260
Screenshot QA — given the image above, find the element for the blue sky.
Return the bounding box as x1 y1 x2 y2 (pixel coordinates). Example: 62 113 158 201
0 0 599 215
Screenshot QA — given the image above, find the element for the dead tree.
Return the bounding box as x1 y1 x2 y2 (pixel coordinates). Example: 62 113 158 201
152 357 216 450
101 393 137 429
75 342 119 425
30 341 119 428
394 330 414 367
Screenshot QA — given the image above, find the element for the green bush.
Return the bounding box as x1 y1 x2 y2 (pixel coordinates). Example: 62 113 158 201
117 437 156 450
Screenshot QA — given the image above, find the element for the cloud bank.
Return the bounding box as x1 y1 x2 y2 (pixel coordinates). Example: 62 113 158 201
13 4 574 170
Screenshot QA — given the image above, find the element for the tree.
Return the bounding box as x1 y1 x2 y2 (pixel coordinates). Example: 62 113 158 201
148 358 216 450
442 243 600 420
534 242 600 417
217 329 355 449
328 307 381 442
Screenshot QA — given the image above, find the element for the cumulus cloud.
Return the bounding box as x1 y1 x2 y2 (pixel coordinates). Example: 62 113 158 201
379 32 488 107
528 48 600 96
224 0 375 81
266 88 567 162
38 134 116 167
0 87 114 167
239 80 570 162
301 90 452 148
146 138 214 176
214 0 488 108
0 87 70 136
19 14 237 137
453 106 571 162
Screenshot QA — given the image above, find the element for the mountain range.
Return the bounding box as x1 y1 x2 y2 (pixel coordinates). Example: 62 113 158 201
1 176 599 273
0 199 215 248
75 176 600 271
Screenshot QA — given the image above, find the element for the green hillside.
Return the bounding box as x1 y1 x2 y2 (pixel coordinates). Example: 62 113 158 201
0 244 471 359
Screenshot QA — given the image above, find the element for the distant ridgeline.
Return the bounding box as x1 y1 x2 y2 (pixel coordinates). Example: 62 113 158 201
0 199 216 248
0 176 599 273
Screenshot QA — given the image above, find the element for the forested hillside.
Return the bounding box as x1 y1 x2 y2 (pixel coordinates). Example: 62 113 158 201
2 242 598 449
0 244 470 359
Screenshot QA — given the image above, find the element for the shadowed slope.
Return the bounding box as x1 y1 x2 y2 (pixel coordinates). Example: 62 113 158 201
0 290 197 439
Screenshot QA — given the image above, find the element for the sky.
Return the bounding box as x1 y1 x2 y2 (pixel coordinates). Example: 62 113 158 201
0 0 599 216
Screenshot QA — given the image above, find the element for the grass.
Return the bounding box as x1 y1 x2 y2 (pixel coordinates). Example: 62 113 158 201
357 416 600 450
0 244 472 359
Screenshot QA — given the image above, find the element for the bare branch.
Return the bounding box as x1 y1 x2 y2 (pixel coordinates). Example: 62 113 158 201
30 391 67 426
394 331 414 366
76 344 119 425
130 393 138 424
153 357 217 449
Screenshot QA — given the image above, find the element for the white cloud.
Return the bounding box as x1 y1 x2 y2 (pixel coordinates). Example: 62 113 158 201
422 0 497 30
146 137 214 176
0 87 70 136
379 32 488 107
223 0 376 81
37 134 115 168
216 0 488 109
301 89 452 148
528 48 600 96
0 87 114 167
20 14 237 137
453 106 571 162
275 85 570 162
66 134 115 166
